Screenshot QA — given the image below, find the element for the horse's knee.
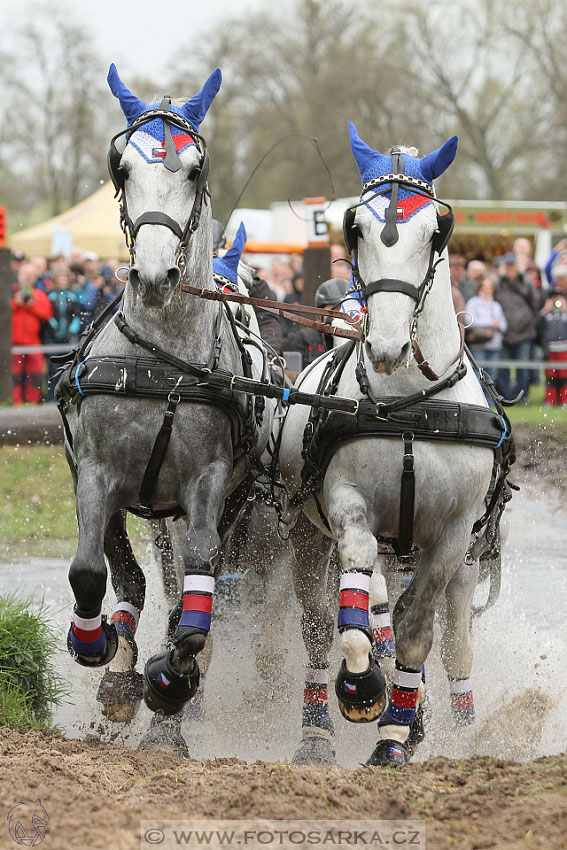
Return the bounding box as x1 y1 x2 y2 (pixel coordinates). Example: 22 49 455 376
69 556 107 610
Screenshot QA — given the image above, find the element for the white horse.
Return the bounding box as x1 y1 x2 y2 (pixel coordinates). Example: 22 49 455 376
278 124 512 766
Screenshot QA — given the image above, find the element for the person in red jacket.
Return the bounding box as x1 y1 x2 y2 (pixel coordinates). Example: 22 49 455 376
11 262 53 403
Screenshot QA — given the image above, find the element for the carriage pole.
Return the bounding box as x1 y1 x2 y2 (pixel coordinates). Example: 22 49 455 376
302 196 331 306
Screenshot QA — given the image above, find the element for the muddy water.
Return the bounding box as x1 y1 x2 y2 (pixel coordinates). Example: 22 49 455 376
1 474 565 768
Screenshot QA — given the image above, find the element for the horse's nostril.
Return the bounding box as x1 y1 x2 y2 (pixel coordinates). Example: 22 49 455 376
129 268 140 288
167 267 181 288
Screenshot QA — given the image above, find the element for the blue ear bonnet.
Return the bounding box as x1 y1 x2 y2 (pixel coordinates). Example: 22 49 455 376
107 64 221 164
213 222 247 285
348 122 458 203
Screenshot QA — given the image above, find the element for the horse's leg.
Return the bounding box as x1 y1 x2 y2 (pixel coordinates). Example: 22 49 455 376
369 519 470 766
96 511 146 722
290 512 336 766
142 461 231 716
369 560 396 681
67 467 118 667
326 484 388 724
441 557 479 727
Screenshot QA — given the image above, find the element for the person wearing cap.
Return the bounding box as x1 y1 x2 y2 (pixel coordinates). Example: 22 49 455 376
282 278 349 367
494 252 539 401
536 263 567 406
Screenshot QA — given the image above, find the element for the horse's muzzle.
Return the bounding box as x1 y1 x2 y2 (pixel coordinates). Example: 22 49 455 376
129 266 181 306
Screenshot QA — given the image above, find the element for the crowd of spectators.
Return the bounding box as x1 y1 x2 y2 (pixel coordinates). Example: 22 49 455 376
9 233 567 407
453 237 567 406
9 250 121 403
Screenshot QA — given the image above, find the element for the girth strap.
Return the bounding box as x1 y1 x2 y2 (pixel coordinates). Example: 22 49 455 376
138 392 181 515
397 433 415 558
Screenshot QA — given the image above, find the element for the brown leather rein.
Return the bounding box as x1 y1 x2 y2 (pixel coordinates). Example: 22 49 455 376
180 282 363 341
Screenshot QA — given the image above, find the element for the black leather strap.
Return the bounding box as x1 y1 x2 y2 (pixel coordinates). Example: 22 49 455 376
139 393 180 512
381 152 402 247
397 433 415 557
132 211 184 241
364 278 420 300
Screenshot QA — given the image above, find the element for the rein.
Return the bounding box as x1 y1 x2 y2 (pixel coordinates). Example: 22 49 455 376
180 282 362 341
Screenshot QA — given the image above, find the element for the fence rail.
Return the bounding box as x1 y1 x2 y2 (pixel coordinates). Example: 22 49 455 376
9 345 566 371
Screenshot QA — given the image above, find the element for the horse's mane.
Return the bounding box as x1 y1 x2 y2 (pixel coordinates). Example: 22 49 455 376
387 145 419 157
237 260 254 289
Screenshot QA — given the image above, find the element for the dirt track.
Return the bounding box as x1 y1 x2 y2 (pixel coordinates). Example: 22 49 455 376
1 727 566 850
1 423 566 849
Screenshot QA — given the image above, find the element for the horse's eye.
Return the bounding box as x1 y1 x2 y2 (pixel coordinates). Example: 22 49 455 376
188 167 200 182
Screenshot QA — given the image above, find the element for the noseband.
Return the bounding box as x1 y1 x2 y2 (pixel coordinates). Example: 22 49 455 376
107 96 210 269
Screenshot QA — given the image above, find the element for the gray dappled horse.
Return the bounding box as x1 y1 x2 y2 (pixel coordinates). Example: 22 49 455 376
277 124 513 767
58 65 276 746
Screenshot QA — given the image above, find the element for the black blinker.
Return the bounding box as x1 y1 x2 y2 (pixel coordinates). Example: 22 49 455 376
432 211 455 256
343 207 360 254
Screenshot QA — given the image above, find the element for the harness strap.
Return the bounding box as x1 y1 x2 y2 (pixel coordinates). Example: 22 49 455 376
396 433 415 558
138 393 181 515
365 279 419 300
132 211 184 240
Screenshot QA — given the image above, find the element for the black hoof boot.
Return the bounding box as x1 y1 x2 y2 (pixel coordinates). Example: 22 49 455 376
367 739 409 767
143 651 200 716
67 617 118 668
96 670 144 723
335 656 387 723
137 712 190 759
405 702 426 756
292 736 336 766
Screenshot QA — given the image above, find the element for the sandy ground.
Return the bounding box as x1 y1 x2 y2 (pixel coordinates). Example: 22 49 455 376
0 424 566 849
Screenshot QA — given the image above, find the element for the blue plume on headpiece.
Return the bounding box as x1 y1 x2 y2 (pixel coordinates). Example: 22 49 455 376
213 222 247 285
107 64 222 132
107 64 147 124
348 121 458 195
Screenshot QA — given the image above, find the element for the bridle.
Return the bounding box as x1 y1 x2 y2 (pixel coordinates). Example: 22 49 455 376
107 96 210 270
342 149 459 381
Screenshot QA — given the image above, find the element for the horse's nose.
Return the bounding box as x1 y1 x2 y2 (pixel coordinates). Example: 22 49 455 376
365 339 411 374
128 265 180 302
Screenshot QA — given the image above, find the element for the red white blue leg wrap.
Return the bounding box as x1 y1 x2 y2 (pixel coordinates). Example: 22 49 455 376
370 601 396 659
379 661 422 727
302 667 333 738
338 570 372 641
449 676 475 725
179 573 215 633
70 607 106 657
110 601 139 644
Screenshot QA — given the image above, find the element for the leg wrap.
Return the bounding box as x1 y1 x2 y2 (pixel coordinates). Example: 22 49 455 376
302 667 333 739
338 569 372 642
370 602 396 659
67 606 118 667
379 661 422 728
111 601 140 662
179 572 214 632
449 676 475 726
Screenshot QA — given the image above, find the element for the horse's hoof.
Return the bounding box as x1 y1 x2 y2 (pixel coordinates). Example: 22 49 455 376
292 736 336 766
143 651 200 716
67 618 118 668
96 670 144 723
335 656 387 723
137 714 190 759
367 739 409 767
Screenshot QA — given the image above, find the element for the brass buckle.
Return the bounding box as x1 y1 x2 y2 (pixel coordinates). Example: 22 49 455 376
331 396 359 416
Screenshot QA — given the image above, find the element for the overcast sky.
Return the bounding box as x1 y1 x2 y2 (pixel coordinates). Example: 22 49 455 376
1 0 268 79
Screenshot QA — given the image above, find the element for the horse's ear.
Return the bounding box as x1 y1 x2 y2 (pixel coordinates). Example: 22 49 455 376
107 64 147 124
420 135 459 182
223 222 247 269
349 121 381 179
181 68 222 131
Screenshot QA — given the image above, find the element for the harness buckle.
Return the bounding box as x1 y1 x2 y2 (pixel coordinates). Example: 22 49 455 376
375 402 388 421
332 397 359 416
